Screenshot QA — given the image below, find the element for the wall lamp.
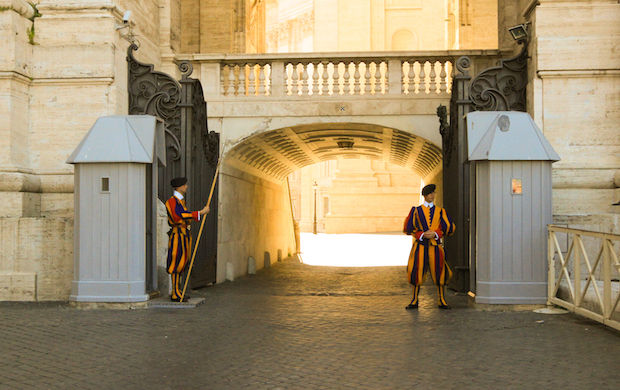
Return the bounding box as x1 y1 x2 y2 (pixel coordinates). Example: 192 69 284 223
508 23 530 43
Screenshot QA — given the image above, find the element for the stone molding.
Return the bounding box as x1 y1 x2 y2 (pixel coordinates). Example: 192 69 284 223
0 171 74 193
0 0 35 19
36 0 122 19
537 69 620 78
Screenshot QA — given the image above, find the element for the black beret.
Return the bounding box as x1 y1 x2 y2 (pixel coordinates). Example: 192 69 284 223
170 177 188 188
421 184 436 196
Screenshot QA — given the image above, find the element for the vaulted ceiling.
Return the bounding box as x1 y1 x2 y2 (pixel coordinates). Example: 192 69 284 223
224 123 442 181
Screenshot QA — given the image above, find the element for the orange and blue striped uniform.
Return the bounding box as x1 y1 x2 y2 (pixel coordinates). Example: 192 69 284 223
403 204 455 305
165 194 200 299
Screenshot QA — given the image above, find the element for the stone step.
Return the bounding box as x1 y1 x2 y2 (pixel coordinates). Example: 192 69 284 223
148 297 205 309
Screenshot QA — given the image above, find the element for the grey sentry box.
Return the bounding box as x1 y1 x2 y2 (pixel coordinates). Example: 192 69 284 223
467 111 560 304
67 115 166 302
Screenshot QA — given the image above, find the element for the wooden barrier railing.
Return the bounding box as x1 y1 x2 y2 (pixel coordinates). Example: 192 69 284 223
548 225 620 331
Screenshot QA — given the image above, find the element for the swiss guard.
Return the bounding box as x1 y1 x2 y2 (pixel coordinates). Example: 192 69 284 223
165 177 209 302
403 184 455 309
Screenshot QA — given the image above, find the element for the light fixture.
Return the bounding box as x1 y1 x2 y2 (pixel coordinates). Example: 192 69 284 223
508 24 529 43
336 140 354 149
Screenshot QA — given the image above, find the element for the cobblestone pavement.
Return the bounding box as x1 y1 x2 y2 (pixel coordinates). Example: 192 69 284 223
1 260 619 390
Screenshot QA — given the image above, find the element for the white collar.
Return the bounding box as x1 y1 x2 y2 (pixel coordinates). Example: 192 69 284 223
173 190 184 200
423 201 434 208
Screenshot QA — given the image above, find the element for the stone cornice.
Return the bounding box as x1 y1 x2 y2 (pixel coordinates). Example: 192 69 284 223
0 0 35 19
37 0 123 20
0 71 32 84
182 49 507 63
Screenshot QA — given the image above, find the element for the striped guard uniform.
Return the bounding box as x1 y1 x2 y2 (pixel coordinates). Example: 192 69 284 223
403 204 455 289
165 193 200 299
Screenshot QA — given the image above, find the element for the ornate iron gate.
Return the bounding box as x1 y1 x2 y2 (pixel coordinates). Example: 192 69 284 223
127 44 219 288
439 44 528 293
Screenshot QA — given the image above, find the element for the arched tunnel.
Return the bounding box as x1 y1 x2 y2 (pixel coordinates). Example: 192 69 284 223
215 122 443 283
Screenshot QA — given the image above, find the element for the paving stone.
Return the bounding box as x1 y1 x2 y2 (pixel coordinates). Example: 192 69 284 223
0 260 618 389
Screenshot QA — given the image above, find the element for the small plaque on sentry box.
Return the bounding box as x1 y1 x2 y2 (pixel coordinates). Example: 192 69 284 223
511 179 522 195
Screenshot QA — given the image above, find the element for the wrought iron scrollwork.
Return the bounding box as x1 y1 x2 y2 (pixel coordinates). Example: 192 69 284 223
127 43 182 160
469 42 528 112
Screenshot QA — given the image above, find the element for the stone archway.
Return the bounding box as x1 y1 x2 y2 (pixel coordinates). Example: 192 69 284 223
216 122 443 283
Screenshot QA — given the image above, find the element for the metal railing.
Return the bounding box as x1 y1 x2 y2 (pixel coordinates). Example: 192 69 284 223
548 225 620 331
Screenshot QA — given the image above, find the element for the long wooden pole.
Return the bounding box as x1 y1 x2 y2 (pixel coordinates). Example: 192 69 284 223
180 160 222 302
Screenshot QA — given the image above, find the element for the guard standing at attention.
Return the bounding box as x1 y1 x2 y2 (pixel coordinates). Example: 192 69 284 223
165 177 210 302
403 184 455 309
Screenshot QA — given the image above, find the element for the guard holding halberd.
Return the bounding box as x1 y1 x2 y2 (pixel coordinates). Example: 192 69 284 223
165 177 210 302
403 184 455 309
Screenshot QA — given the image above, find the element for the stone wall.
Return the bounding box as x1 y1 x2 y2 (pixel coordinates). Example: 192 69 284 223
0 0 179 301
526 0 620 232
217 164 296 283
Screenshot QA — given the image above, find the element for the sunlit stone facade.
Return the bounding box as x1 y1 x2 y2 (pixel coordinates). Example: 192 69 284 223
0 0 617 300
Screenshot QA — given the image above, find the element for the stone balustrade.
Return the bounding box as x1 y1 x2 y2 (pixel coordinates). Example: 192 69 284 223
183 50 501 99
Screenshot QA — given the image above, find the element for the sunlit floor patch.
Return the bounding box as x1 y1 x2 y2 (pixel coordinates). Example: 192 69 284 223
300 232 411 267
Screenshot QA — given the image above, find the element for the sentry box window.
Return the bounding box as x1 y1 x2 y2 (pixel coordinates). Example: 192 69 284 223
101 177 110 193
511 179 522 195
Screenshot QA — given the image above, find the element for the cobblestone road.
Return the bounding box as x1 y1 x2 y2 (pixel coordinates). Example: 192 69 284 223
1 260 619 389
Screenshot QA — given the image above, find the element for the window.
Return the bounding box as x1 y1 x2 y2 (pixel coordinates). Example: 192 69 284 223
101 177 110 193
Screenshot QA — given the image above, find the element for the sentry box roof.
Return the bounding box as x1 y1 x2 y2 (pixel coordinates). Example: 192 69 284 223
67 115 166 165
466 111 560 161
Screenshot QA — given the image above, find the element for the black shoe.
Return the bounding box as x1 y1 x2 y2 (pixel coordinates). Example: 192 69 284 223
438 304 451 310
405 302 418 310
170 296 179 302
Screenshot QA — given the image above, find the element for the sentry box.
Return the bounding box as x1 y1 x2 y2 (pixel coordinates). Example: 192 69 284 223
67 115 165 302
467 111 560 304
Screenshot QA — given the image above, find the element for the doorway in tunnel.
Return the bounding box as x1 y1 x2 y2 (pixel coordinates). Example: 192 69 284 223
218 123 444 282
288 158 426 267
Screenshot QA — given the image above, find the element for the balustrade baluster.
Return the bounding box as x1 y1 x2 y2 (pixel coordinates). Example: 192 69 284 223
259 64 267 96
439 61 447 94
409 62 417 95
321 62 329 95
429 61 437 95
417 62 424 95
374 62 381 95
247 64 256 96
425 61 433 94
334 62 342 95
240 65 249 96
232 64 240 96
402 61 410 95
343 63 351 95
382 62 389 94
353 62 361 95
312 62 320 95
301 63 310 95
364 62 371 95
292 63 300 95
285 63 293 96
433 61 442 94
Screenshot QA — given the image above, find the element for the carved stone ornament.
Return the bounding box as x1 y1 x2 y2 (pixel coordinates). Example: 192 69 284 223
127 43 182 160
437 104 451 163
469 42 528 112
